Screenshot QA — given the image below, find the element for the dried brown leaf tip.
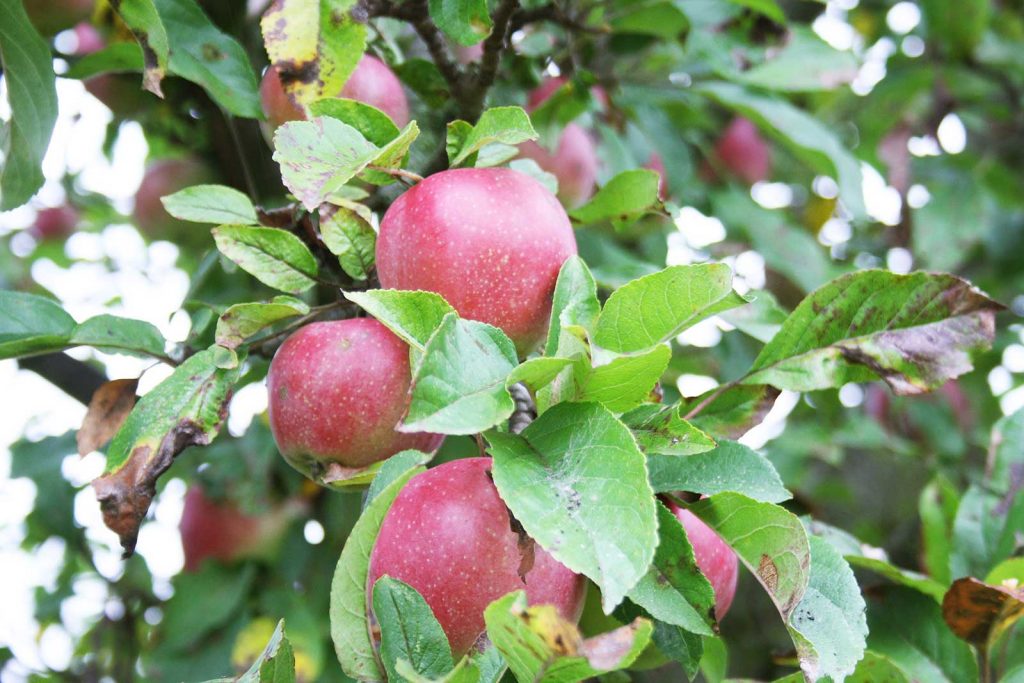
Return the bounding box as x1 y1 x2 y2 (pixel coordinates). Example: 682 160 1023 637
942 576 1024 646
77 378 139 456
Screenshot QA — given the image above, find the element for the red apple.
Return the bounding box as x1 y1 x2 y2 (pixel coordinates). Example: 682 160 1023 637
376 167 577 355
30 206 78 241
179 487 293 572
267 318 443 472
713 116 772 185
24 0 93 36
667 501 738 618
260 55 409 130
132 157 211 241
340 55 410 127
518 77 601 208
70 22 104 55
259 66 305 130
368 457 586 656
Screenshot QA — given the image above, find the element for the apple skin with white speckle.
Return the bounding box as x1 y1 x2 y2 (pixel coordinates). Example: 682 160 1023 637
267 318 443 471
368 457 587 656
375 167 577 355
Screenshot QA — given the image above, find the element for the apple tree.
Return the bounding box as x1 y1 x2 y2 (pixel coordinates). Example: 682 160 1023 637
1 0 1023 681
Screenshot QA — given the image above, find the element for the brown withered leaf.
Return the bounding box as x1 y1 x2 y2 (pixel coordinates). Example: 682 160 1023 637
942 577 1024 646
91 348 238 555
77 378 139 456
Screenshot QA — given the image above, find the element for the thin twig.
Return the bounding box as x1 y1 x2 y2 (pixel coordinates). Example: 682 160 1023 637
682 379 741 421
367 165 424 184
467 0 521 119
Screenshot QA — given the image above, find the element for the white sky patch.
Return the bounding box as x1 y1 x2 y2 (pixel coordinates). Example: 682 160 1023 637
860 163 903 226
751 182 793 209
887 2 921 34
1002 344 1024 373
674 206 726 248
813 176 840 199
902 35 925 57
228 382 270 437
937 113 967 154
819 218 853 247
909 135 942 157
304 520 325 545
739 390 801 450
676 318 723 348
887 247 914 274
907 184 931 209
839 383 865 407
675 374 719 398
1001 385 1024 416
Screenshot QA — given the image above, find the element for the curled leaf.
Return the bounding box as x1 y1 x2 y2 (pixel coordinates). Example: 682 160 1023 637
77 378 139 456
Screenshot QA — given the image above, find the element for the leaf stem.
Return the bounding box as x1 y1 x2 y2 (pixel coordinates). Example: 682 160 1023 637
367 165 424 184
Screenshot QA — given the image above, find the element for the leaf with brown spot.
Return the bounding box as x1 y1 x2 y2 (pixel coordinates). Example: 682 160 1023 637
261 0 367 111
745 270 1002 395
942 577 1024 647
484 591 652 682
682 384 781 439
77 378 139 456
92 347 239 555
109 0 169 96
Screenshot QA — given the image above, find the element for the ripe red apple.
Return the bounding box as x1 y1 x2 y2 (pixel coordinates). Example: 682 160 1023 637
30 206 78 241
667 501 738 618
260 55 409 130
713 116 772 185
375 167 577 355
70 22 104 55
368 457 586 656
132 157 211 241
179 487 293 572
24 0 93 36
518 77 601 208
267 318 443 472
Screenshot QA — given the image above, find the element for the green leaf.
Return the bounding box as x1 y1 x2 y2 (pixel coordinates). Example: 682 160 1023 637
718 290 788 344
161 184 259 225
372 576 455 682
688 493 810 620
806 518 947 603
65 42 146 79
364 122 421 185
0 291 77 359
786 536 868 681
162 563 257 652
93 347 240 553
321 205 376 280
344 290 455 352
394 657 480 683
153 0 261 118
274 117 380 210
867 588 979 683
725 0 785 22
950 484 1024 580
213 226 319 294
568 170 662 230
577 346 671 413
449 107 538 167
488 402 658 611
236 619 296 683
989 407 1024 492
919 0 990 58
545 256 600 357
506 358 576 395
215 296 310 350
698 81 866 219
745 270 1002 394
647 440 791 503
626 502 717 636
310 98 401 146
394 59 449 108
735 28 857 92
331 461 425 681
0 0 58 210
70 315 168 359
919 475 960 587
261 0 367 109
682 384 780 440
364 450 434 507
594 264 747 353
111 0 170 96
402 314 518 435
611 2 689 39
429 0 492 46
621 404 717 456
485 592 653 682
